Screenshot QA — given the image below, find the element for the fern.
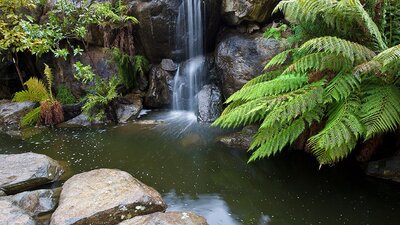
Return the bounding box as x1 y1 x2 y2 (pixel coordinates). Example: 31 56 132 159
324 72 361 103
13 77 49 102
21 107 41 127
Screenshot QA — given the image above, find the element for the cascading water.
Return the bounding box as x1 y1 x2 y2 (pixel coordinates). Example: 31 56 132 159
172 0 205 112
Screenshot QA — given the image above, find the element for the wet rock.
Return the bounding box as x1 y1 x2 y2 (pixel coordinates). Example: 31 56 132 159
366 152 400 183
130 0 221 63
144 66 173 108
222 0 280 25
218 125 259 149
161 59 178 72
0 153 64 194
0 199 36 225
215 30 285 97
0 190 5 196
1 188 61 216
59 114 104 127
117 94 143 123
118 212 208 225
50 169 166 225
0 101 36 133
197 84 222 123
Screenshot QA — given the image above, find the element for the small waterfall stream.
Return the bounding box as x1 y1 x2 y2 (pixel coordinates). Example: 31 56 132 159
172 0 205 112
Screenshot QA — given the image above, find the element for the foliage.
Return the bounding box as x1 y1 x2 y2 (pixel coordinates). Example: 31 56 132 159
214 0 400 165
56 85 76 105
263 24 288 40
74 61 120 121
13 64 64 126
111 48 149 89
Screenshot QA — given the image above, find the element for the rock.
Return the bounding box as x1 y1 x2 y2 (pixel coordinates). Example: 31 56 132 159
59 114 104 127
197 84 222 123
50 169 166 225
118 212 208 225
0 190 5 196
0 153 64 194
215 30 285 97
144 66 173 108
366 153 400 183
0 199 36 225
130 0 221 63
161 59 178 72
0 101 36 133
117 104 142 123
218 125 259 149
1 188 61 216
222 0 281 25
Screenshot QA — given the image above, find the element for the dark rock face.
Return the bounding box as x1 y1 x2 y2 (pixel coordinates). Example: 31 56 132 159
118 212 208 225
367 152 400 183
50 169 166 225
221 0 281 25
197 84 222 123
0 199 36 225
218 125 259 149
161 59 178 72
0 153 64 194
215 30 285 97
130 0 221 63
144 66 173 108
0 101 36 133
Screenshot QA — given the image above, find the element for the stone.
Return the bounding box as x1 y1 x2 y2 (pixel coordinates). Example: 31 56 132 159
118 212 208 225
1 188 61 216
59 114 104 127
144 66 173 108
218 125 259 149
215 30 285 97
0 199 36 225
161 59 178 72
222 0 281 25
0 101 36 133
197 84 222 123
50 169 166 225
366 152 400 183
117 104 142 123
0 190 5 196
130 0 221 63
0 153 64 194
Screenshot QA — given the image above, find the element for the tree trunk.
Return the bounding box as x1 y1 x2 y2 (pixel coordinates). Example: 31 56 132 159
13 53 25 90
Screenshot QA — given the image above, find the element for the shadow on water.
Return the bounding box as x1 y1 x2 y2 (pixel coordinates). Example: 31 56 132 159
0 111 400 225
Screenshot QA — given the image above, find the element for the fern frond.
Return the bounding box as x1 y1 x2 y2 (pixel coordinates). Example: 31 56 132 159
13 77 49 102
44 64 54 101
20 106 41 127
286 52 353 73
324 72 361 103
226 73 309 103
308 96 364 165
298 36 375 63
242 69 284 88
361 82 400 139
264 49 293 70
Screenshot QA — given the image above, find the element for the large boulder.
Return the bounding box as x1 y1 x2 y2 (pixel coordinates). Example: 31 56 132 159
118 212 208 225
117 94 143 123
0 153 64 194
215 30 285 97
50 169 166 225
130 0 221 63
0 101 36 133
221 0 281 25
366 152 400 183
197 84 222 123
1 188 61 217
218 125 258 149
144 66 173 108
0 199 36 225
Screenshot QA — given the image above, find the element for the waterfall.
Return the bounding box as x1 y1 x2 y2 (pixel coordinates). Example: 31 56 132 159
172 0 205 112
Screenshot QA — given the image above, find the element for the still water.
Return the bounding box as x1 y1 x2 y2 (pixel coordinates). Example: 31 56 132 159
0 111 399 225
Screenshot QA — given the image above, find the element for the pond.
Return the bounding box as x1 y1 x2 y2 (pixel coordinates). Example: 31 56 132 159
0 111 399 225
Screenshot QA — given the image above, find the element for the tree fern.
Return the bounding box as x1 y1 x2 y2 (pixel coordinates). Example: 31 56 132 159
324 72 361 103
21 107 41 127
13 77 49 102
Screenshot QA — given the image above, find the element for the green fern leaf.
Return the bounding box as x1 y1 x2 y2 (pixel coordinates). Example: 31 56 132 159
21 107 41 127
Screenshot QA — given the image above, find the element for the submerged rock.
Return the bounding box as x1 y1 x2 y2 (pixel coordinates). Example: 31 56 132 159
215 30 285 97
0 199 36 225
1 188 61 217
50 169 166 225
218 125 259 149
0 101 36 134
0 153 64 194
222 0 280 25
59 113 104 127
118 212 208 225
197 84 222 123
144 66 173 108
366 153 400 183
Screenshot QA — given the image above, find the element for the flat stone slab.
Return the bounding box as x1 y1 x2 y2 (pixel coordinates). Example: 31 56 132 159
0 101 36 132
0 199 36 225
50 169 166 225
118 212 208 225
0 153 64 194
